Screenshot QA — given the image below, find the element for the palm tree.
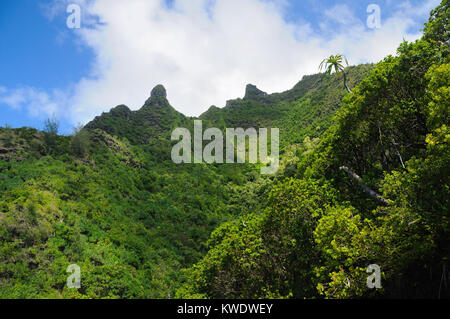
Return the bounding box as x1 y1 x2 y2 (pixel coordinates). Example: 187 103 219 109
319 54 352 93
320 56 391 206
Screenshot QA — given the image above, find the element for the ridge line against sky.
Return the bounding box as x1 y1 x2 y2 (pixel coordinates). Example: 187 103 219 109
0 0 441 134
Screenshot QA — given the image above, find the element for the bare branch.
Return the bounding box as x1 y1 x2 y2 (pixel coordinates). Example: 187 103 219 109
340 166 389 206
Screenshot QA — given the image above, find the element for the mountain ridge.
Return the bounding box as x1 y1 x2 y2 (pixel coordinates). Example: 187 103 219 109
84 64 373 149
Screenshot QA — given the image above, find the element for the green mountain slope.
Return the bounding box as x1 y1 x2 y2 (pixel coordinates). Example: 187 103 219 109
0 0 448 300
200 64 373 148
0 64 366 298
179 0 449 299
85 85 189 145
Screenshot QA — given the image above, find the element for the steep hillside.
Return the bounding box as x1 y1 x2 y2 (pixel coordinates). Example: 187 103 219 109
0 63 368 298
0 0 447 300
179 1 449 299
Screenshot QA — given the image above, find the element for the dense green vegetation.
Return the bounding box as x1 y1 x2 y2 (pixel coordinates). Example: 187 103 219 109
0 1 448 299
0 125 263 298
179 1 449 299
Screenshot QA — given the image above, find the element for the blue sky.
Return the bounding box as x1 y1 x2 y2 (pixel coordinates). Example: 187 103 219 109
0 0 440 134
0 0 92 132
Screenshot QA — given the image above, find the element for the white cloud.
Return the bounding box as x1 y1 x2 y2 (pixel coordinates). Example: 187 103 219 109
0 87 68 118
324 4 363 27
317 0 439 63
7 0 442 125
67 0 323 123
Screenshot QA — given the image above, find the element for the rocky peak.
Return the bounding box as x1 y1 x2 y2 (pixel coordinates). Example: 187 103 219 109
244 84 267 100
144 84 168 107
